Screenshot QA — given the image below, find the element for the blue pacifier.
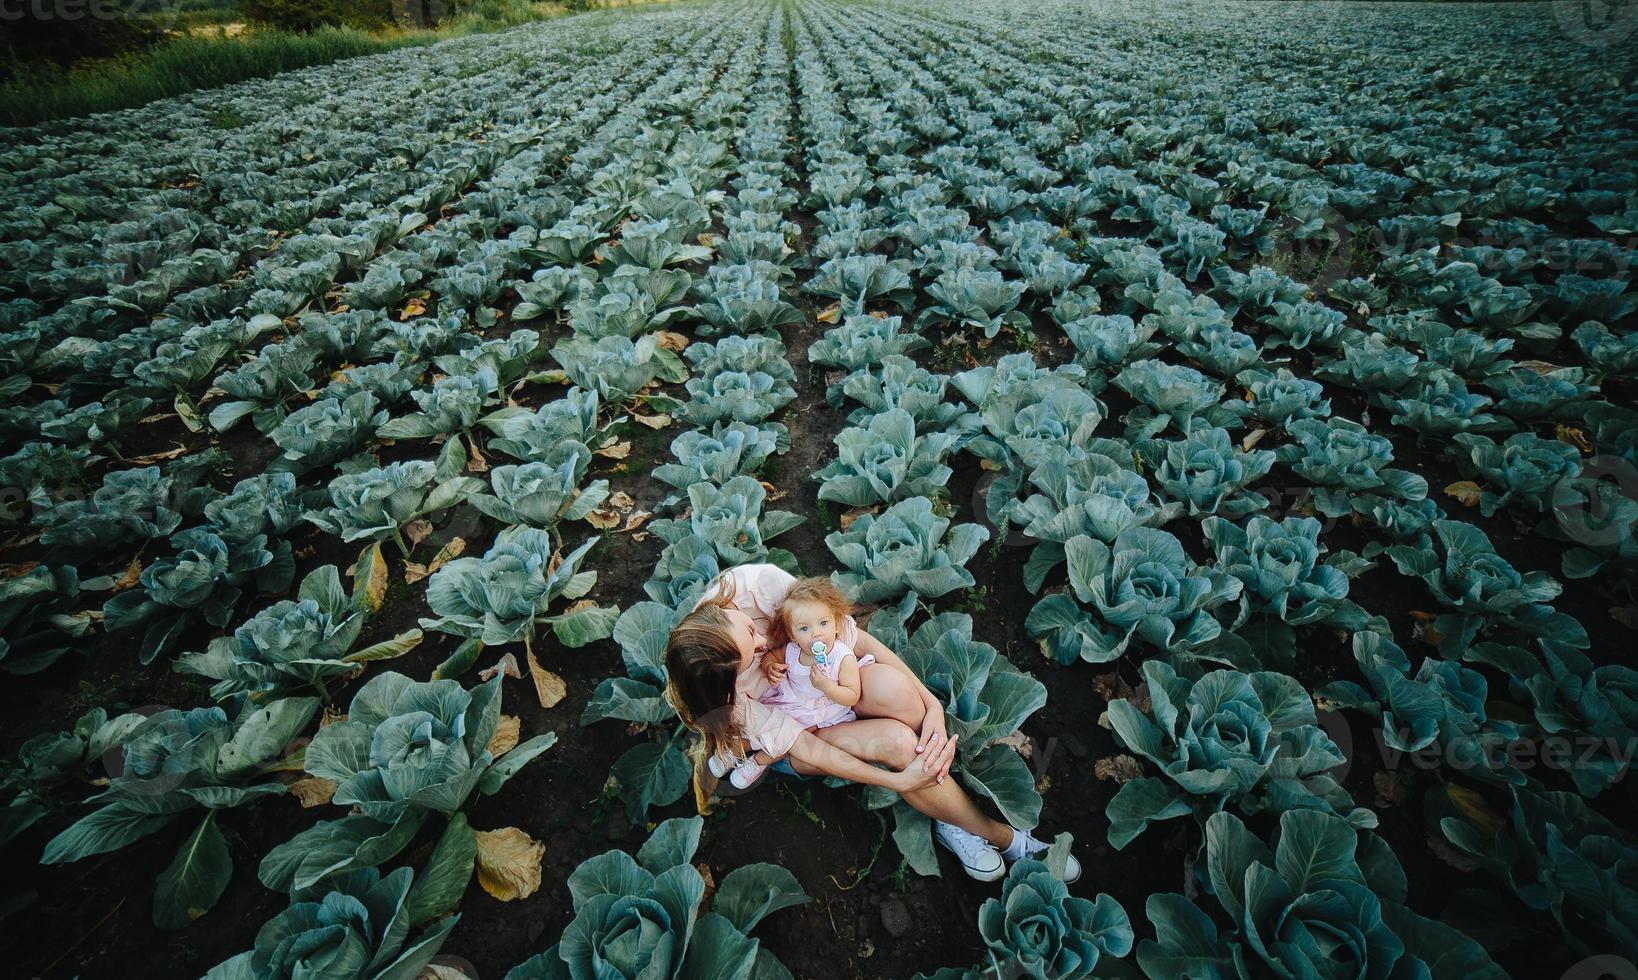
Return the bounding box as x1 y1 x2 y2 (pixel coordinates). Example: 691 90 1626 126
810 639 829 667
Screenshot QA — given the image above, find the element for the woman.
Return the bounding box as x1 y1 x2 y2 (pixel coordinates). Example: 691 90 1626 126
665 563 1080 883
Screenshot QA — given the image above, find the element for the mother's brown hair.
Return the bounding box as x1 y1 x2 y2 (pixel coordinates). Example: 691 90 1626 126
665 593 746 763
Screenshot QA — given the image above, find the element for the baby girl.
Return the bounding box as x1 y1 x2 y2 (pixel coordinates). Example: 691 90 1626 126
709 577 871 788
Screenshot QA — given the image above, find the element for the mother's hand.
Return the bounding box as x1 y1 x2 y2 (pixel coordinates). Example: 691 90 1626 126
916 706 950 779
894 733 958 794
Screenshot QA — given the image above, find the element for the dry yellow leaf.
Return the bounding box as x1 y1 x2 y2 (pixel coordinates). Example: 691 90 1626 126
474 827 544 901
410 537 467 583
138 412 175 424
320 707 348 727
488 715 521 757
127 446 190 465
656 331 690 351
996 731 1033 759
609 490 636 511
815 303 842 324
359 542 389 613
526 649 567 709
838 506 878 531
466 441 489 474
1557 424 1593 453
585 509 621 530
621 510 651 533
479 652 522 682
696 862 716 906
1241 428 1267 452
404 519 435 549
1443 785 1507 836
288 776 337 808
633 413 672 429
1443 481 1483 507
631 531 650 543
400 298 427 319
1093 755 1144 784
595 440 632 460
112 557 143 592
430 537 467 570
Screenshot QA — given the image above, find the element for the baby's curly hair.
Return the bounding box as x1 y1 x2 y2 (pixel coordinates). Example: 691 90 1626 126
775 576 852 645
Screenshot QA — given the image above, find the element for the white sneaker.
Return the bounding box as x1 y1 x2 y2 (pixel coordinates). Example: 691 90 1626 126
1004 827 1082 884
728 760 767 789
934 821 1006 881
706 752 734 779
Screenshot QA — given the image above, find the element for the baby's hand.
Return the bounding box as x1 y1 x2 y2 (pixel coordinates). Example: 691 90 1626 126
761 656 787 685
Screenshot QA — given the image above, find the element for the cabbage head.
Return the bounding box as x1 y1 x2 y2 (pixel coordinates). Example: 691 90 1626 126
504 817 805 980
305 671 556 825
1451 431 1581 516
1152 424 1275 518
1138 810 1504 980
468 442 611 529
421 531 617 649
815 409 957 506
826 496 989 603
1025 527 1240 664
1202 515 1351 627
1387 520 1570 653
204 865 459 980
175 564 421 702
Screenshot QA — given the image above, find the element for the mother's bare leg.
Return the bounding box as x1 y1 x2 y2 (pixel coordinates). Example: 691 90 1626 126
853 658 926 730
787 719 1013 848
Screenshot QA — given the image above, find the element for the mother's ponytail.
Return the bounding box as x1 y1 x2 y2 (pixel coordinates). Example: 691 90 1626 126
665 602 746 763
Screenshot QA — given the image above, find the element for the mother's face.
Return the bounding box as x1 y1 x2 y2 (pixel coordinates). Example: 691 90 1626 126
721 607 764 671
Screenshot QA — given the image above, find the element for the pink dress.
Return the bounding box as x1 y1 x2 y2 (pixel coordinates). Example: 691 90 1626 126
761 640 865 730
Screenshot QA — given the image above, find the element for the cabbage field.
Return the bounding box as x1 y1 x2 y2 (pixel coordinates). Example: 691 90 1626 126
1 0 1636 976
